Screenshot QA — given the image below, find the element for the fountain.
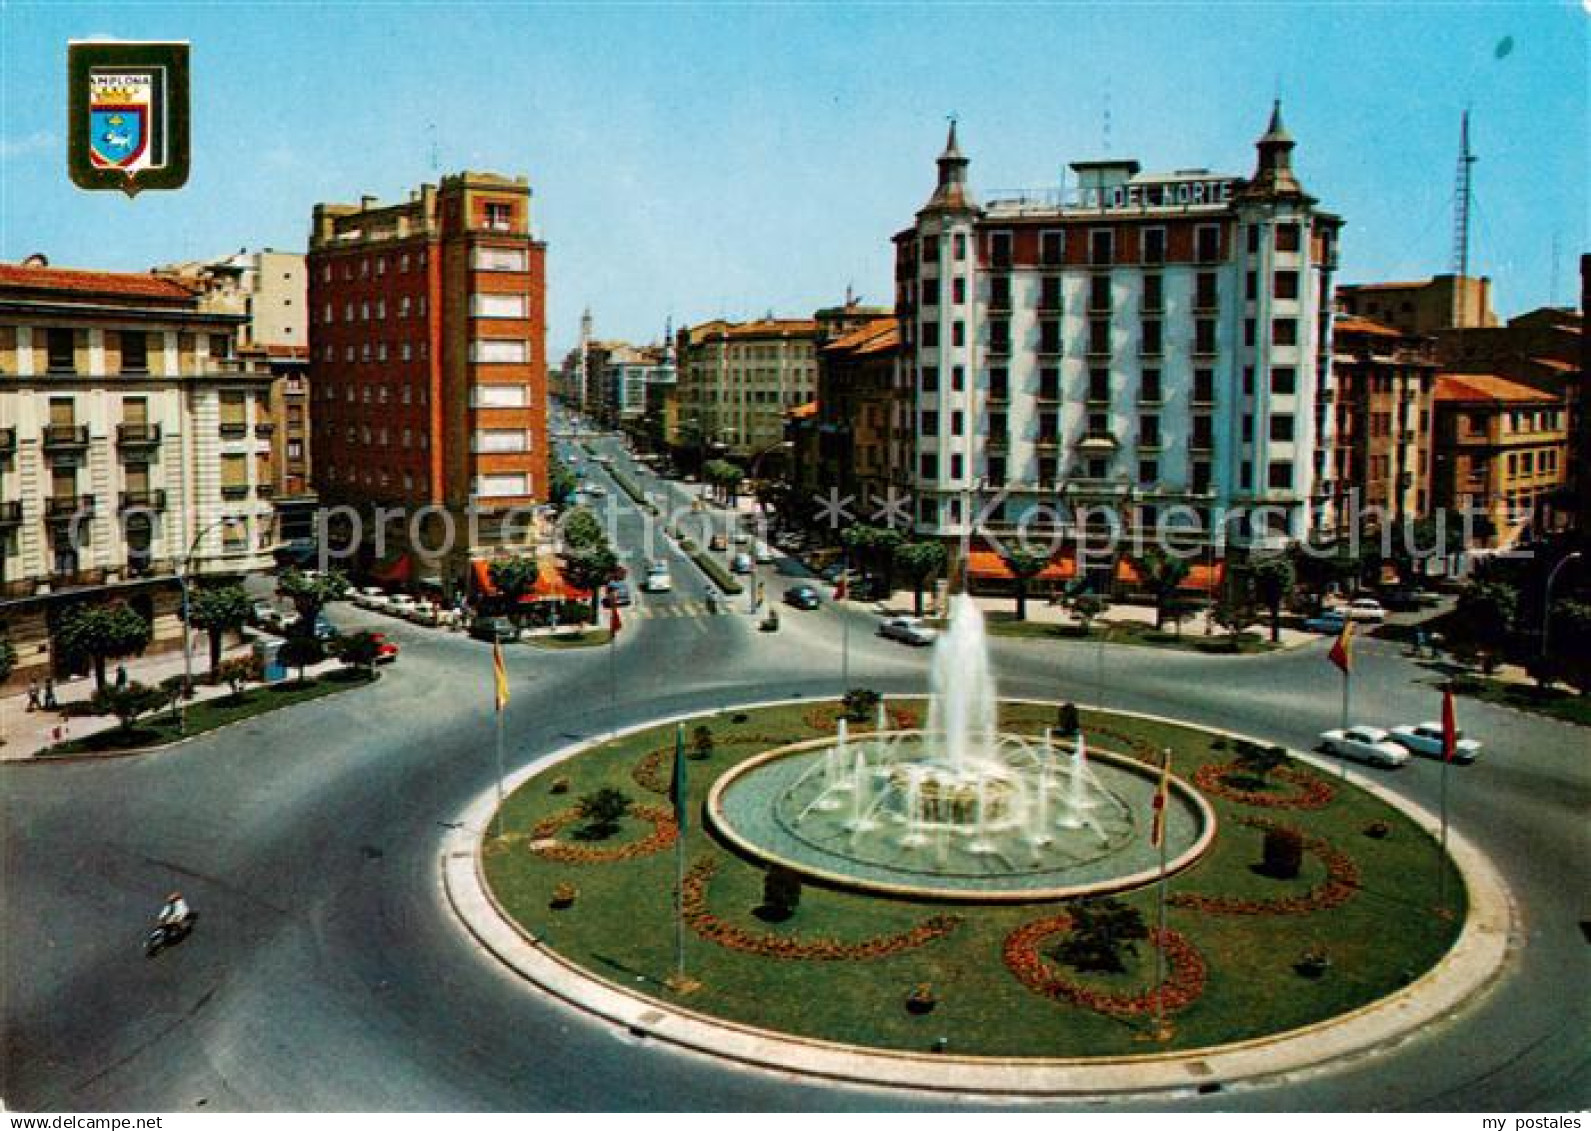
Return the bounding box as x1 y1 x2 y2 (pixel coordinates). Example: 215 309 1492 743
708 594 1213 900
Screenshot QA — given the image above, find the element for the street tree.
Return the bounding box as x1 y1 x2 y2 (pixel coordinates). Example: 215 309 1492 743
1137 548 1191 630
1248 557 1296 644
338 631 383 678
90 681 168 734
1453 577 1518 671
1071 592 1111 635
1211 582 1264 651
489 557 541 624
561 507 605 550
1002 550 1049 621
278 635 325 685
563 543 620 619
276 568 349 637
1548 598 1591 695
187 584 254 681
0 636 15 686
894 541 947 616
57 601 152 691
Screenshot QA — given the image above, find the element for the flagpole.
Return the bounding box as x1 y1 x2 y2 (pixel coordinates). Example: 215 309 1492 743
1437 686 1454 916
1339 668 1350 779
608 622 618 740
840 554 851 693
1154 746 1172 1040
494 704 507 839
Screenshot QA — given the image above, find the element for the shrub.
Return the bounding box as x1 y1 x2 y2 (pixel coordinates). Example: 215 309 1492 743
689 724 714 760
1051 898 1148 974
573 787 631 840
1262 825 1305 879
89 682 168 733
549 776 571 795
762 866 803 916
337 631 382 676
842 687 881 723
550 882 578 909
217 654 263 700
1055 702 1081 736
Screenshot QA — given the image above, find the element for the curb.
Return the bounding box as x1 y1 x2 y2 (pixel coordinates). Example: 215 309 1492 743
441 696 1517 1099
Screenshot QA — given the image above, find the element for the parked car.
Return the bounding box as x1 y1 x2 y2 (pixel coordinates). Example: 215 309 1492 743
386 594 421 619
732 531 753 545
604 580 633 607
404 602 442 626
585 484 608 498
1390 722 1482 763
1303 609 1348 634
784 584 821 610
1344 597 1387 623
252 603 291 634
730 552 754 575
754 543 776 564
1318 725 1411 768
642 568 673 593
819 562 855 584
352 586 389 611
879 616 938 647
469 616 518 642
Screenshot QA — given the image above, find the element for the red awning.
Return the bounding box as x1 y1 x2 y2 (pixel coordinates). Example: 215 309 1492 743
1115 558 1225 591
471 558 591 601
966 549 1076 581
370 553 413 583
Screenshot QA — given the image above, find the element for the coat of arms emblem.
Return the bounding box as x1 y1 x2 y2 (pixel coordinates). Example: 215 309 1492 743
68 41 190 196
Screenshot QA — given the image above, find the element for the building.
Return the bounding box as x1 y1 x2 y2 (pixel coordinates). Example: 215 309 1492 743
673 316 821 467
0 258 276 683
1430 373 1568 547
806 316 909 510
1338 274 1498 335
307 171 548 589
895 106 1342 589
156 249 316 543
1327 315 1438 532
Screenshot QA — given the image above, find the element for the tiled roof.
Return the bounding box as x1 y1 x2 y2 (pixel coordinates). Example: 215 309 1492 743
0 263 197 302
823 317 899 355
687 318 818 343
1530 357 1576 373
1333 315 1401 337
1434 373 1558 404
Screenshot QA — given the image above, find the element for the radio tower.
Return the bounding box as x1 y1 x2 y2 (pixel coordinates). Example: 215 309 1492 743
1451 110 1476 326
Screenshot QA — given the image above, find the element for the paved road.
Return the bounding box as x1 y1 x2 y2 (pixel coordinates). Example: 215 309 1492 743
4 436 1587 1111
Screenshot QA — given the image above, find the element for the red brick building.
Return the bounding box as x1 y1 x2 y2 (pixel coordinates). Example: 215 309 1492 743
308 171 547 587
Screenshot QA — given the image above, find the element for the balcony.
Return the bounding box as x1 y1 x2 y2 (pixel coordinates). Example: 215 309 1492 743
1034 434 1061 452
44 494 95 521
986 434 1010 453
42 424 90 451
0 500 22 526
1190 435 1215 453
986 339 1012 358
119 489 167 511
219 422 250 439
255 422 277 438
256 482 277 498
1078 431 1120 451
116 422 162 449
0 427 14 454
221 484 252 500
1036 387 1062 404
986 388 1010 405
1037 341 1064 360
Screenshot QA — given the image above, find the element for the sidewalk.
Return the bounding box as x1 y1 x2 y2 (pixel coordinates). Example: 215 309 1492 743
0 631 320 761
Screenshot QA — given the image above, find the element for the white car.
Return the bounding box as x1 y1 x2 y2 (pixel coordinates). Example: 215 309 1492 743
879 616 939 647
753 543 776 564
353 586 389 611
585 484 608 498
1390 722 1482 764
385 594 421 619
1344 598 1387 623
1318 726 1411 768
642 569 673 593
404 602 442 626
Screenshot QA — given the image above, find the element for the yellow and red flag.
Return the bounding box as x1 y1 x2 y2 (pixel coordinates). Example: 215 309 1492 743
1150 751 1172 848
492 638 510 713
1327 619 1354 675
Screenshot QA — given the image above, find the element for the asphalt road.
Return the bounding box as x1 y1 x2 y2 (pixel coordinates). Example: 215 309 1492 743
3 436 1587 1111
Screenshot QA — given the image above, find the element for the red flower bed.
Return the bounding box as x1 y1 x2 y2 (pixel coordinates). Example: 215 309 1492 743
802 706 921 734
682 858 962 961
1192 763 1337 810
631 748 669 794
1168 816 1361 915
1002 913 1208 1017
528 804 678 863
1085 725 1161 765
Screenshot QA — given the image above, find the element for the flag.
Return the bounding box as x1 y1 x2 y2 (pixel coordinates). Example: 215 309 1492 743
834 568 848 602
1327 619 1354 675
492 638 510 712
1150 750 1172 848
1442 687 1458 763
670 723 688 832
609 599 622 636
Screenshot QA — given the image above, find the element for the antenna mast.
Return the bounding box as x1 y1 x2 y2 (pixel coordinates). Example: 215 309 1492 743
1451 110 1476 326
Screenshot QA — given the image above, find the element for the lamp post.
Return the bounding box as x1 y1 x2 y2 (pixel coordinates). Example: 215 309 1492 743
1541 551 1583 662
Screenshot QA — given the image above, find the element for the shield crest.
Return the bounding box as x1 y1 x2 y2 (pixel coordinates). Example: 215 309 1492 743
89 104 147 168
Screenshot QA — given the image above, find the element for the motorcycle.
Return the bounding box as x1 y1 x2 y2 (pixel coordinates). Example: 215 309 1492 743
144 910 198 957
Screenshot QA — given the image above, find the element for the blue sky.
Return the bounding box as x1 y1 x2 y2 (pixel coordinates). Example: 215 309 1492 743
2 2 1585 354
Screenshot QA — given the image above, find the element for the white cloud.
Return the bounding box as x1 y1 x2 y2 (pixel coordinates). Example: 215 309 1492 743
0 131 56 160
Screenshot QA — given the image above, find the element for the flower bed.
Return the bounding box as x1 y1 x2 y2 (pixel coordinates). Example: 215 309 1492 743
528 804 678 863
1168 817 1361 915
1191 763 1337 810
1084 725 1162 765
631 733 793 794
682 858 962 961
801 705 921 734
1002 912 1208 1017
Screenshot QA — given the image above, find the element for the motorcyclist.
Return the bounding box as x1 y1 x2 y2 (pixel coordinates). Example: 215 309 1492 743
158 891 190 929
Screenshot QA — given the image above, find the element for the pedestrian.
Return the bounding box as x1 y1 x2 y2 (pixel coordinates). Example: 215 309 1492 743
115 663 128 690
26 680 40 712
43 677 57 711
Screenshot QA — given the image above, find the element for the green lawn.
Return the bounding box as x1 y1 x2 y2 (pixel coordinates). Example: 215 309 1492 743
968 610 1277 654
1449 675 1591 726
526 628 613 650
483 701 1463 1057
45 669 378 755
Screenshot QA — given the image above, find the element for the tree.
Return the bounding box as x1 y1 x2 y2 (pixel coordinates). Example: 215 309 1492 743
1052 897 1149 974
1548 598 1591 695
90 681 168 734
1055 701 1081 736
1248 557 1296 644
1233 740 1289 787
561 507 605 550
840 523 882 586
278 635 324 685
187 584 254 681
1292 541 1361 615
217 654 262 701
563 543 619 619
489 557 541 624
1003 550 1049 621
1261 825 1305 879
1071 593 1111 635
1210 584 1264 651
894 541 947 616
574 787 632 840
1452 577 1518 670
842 687 882 723
0 636 15 686
276 568 349 637
1137 549 1191 630
761 866 803 919
57 602 152 691
548 458 579 510
690 724 715 760
337 631 382 678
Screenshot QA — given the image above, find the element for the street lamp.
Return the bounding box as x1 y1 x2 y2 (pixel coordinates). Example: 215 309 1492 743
1541 551 1583 662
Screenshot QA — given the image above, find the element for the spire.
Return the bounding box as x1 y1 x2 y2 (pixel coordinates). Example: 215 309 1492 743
1262 98 1291 144
1238 100 1309 203
922 117 977 214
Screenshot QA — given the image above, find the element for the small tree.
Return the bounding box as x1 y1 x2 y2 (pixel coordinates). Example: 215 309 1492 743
1232 740 1289 789
1052 898 1149 974
187 584 254 681
217 654 262 701
1261 825 1305 879
894 541 947 616
842 687 881 723
1549 598 1591 696
561 507 606 550
1003 550 1049 621
574 787 632 840
1248 557 1296 644
278 635 324 685
1055 701 1081 736
57 601 152 691
1452 577 1518 659
276 568 349 637
689 724 715 760
90 681 168 734
338 631 382 678
1071 593 1111 635
1211 585 1264 651
489 557 541 624
761 866 803 919
1137 548 1191 630
563 544 619 619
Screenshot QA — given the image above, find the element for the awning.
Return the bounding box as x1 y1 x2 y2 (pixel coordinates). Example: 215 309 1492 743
370 553 413 583
1115 558 1224 591
470 558 592 601
966 549 1076 581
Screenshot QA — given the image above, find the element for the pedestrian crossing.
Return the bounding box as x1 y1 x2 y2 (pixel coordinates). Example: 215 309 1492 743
627 600 718 620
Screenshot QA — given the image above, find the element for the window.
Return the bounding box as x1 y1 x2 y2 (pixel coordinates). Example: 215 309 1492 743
1272 318 1298 346
989 231 1012 268
375 299 386 320
921 321 940 348
1090 273 1111 312
1192 460 1211 492
1244 318 1257 348
1195 224 1221 262
1040 320 1063 355
1139 459 1159 484
1247 226 1261 255
950 411 964 437
951 365 965 392
920 410 940 435
950 453 964 479
1275 223 1302 253
473 383 528 407
988 456 1007 483
989 275 1011 310
952 233 966 261
287 439 303 460
1268 461 1293 490
1274 270 1299 300
1088 368 1110 403
120 332 149 373
375 257 386 276
1195 319 1217 354
988 319 1010 353
485 202 513 231
1270 414 1295 442
951 276 965 305
918 453 939 479
1089 229 1114 266
920 366 939 392
1040 275 1063 312
219 391 248 434
1243 367 1255 396
952 321 965 347
473 293 527 319
1141 319 1162 356
1040 230 1064 265
1040 368 1061 401
1142 227 1166 265
1193 369 1215 404
1192 415 1214 448
1140 369 1162 403
476 429 527 453
221 453 249 495
1271 366 1296 395
1139 414 1161 447
47 329 75 373
1142 274 1162 313
1195 272 1219 311
476 473 530 498
988 367 1009 400
360 302 370 322
1242 416 1254 443
1089 319 1111 356
471 247 528 272
1246 271 1258 301
472 338 528 363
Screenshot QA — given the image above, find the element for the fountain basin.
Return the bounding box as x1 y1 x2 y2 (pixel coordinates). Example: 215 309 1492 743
708 731 1216 903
